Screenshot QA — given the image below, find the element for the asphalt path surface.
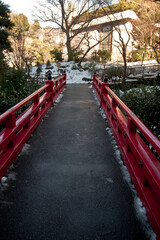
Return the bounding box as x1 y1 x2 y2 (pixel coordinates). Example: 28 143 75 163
0 84 148 240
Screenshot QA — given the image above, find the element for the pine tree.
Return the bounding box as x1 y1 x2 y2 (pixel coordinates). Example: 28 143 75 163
0 0 13 88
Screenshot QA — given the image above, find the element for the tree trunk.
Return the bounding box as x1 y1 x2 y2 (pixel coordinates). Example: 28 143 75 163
66 31 73 61
152 45 160 64
122 49 127 84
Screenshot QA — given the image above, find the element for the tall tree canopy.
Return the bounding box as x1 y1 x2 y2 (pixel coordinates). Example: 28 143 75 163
0 0 13 51
0 0 13 88
9 13 30 69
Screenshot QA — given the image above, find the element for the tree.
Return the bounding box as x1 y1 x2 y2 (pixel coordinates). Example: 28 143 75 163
29 20 41 39
50 49 63 62
92 49 111 80
34 0 102 61
9 13 30 69
96 0 138 83
132 0 160 64
0 0 13 88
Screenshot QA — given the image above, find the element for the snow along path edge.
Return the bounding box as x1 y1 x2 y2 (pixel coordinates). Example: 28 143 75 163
92 87 157 240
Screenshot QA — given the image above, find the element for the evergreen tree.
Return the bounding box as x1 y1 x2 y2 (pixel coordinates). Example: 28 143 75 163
9 13 30 69
0 0 13 88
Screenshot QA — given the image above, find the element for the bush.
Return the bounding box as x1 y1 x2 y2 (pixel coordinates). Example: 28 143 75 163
106 66 123 79
120 86 160 139
0 68 40 114
85 62 97 72
91 50 111 63
50 49 63 62
68 49 83 63
128 47 148 62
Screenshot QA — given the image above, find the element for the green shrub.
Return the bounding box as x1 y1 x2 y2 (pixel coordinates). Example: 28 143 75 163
120 86 160 139
106 66 123 79
128 47 148 62
69 49 83 63
50 49 63 62
91 50 111 63
0 68 40 114
86 62 97 73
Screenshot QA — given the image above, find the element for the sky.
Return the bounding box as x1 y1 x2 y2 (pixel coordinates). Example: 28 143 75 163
2 0 119 28
3 0 37 22
2 0 50 27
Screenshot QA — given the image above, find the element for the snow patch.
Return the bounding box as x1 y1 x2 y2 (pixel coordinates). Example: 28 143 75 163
104 177 114 184
1 176 7 186
134 198 157 240
31 62 92 84
99 108 106 120
19 143 31 157
55 93 64 104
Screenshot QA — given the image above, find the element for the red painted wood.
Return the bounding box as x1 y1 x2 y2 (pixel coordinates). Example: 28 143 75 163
0 75 66 179
93 75 160 240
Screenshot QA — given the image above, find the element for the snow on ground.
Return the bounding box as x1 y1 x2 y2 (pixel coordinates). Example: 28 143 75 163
54 92 64 104
30 61 92 84
30 60 159 84
92 89 157 240
62 62 92 84
18 143 31 157
0 143 31 192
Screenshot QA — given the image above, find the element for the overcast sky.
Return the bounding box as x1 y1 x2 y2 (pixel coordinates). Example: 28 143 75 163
2 0 119 27
3 0 37 21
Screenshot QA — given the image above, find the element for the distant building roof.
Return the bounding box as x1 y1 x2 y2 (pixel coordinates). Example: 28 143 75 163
73 1 138 24
73 10 137 31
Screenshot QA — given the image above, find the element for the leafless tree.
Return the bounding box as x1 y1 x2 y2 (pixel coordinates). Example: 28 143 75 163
132 0 160 64
95 0 137 83
34 0 106 61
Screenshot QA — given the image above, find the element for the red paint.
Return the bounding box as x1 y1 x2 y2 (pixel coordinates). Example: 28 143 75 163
93 75 160 240
0 75 66 180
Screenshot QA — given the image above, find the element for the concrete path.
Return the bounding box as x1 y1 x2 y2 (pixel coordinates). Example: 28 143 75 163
0 84 148 240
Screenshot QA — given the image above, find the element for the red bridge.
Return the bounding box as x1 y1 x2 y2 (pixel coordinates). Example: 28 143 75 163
0 73 160 240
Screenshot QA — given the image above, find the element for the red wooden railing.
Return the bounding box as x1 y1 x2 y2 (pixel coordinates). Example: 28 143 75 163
93 74 160 240
0 74 66 179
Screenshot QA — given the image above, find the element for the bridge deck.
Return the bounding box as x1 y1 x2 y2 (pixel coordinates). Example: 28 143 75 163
0 84 148 240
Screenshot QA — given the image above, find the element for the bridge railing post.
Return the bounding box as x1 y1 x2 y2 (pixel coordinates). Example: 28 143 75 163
46 80 54 105
33 94 40 116
92 73 97 88
100 82 109 107
5 113 16 148
63 72 67 88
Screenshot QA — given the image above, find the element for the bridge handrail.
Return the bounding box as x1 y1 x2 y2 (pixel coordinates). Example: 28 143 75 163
93 74 160 153
0 74 66 179
0 75 66 124
0 85 47 124
93 74 160 240
105 84 160 154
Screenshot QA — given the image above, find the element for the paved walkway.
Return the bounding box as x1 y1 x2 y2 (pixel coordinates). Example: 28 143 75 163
0 85 148 240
